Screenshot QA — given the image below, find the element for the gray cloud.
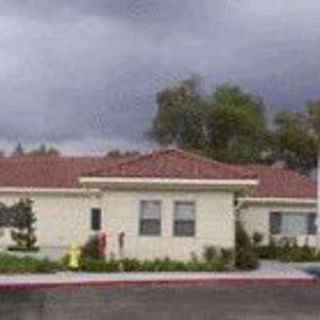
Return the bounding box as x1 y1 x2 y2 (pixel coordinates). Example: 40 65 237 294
0 0 319 154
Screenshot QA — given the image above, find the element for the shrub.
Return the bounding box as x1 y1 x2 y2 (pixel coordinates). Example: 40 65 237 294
235 222 259 270
220 248 234 265
80 258 120 272
10 199 38 251
81 235 105 260
69 255 234 273
121 258 142 272
255 237 320 263
203 246 218 262
252 232 264 246
0 253 60 274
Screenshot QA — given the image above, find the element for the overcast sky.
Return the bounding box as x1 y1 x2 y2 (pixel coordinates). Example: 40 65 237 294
0 0 320 155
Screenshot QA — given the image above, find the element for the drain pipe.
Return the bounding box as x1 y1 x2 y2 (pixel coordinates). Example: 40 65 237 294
118 232 125 259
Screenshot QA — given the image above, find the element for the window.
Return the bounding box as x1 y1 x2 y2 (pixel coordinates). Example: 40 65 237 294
270 212 316 236
91 208 102 231
139 201 161 236
174 202 196 237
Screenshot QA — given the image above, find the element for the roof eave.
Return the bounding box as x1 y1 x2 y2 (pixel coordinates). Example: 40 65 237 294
239 196 317 206
79 176 258 191
0 187 102 196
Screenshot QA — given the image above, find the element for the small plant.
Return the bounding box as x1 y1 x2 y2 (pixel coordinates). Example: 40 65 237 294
255 236 320 262
252 232 264 246
235 222 259 270
203 246 218 262
220 248 234 265
81 234 105 260
9 199 38 251
0 253 61 274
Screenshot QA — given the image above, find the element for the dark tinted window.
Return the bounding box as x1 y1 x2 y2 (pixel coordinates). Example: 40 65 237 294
91 208 101 231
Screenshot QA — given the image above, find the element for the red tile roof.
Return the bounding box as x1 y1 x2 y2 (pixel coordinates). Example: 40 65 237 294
0 156 120 189
0 150 316 200
86 149 256 180
243 165 316 199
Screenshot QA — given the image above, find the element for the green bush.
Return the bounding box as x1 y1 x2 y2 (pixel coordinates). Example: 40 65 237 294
203 246 218 262
220 248 234 263
81 235 105 260
252 232 264 246
235 222 259 270
80 258 120 272
121 258 142 272
255 238 320 262
10 199 38 251
71 254 233 273
0 253 61 274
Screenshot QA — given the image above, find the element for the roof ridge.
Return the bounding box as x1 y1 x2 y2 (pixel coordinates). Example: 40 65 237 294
85 148 256 179
172 149 256 178
84 149 171 176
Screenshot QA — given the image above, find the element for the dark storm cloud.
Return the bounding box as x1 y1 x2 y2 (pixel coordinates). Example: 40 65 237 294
0 0 320 154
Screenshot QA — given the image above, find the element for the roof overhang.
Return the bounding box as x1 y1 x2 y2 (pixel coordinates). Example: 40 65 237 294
239 196 317 207
0 187 102 196
79 176 258 192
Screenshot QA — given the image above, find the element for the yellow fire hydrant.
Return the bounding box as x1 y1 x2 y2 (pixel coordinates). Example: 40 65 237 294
68 245 81 270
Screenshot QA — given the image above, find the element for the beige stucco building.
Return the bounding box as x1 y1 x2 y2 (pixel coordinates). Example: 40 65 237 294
0 150 317 260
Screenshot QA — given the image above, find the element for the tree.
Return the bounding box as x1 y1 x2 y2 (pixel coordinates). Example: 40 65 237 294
206 84 269 163
10 199 37 250
307 99 320 143
151 78 207 150
235 222 259 270
11 143 25 157
270 111 317 174
106 150 140 158
269 99 320 174
27 144 60 157
0 203 9 228
151 81 270 164
106 149 122 157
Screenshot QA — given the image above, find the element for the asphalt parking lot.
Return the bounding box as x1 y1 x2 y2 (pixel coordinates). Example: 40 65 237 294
0 285 320 320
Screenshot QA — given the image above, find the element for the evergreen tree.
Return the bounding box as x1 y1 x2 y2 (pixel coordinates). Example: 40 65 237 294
10 199 37 250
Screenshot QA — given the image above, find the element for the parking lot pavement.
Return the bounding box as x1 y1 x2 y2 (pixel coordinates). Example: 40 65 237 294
0 285 320 320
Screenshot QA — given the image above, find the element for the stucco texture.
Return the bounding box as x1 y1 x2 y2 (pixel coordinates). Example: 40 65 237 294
0 192 98 251
0 189 235 261
101 189 235 261
240 202 317 246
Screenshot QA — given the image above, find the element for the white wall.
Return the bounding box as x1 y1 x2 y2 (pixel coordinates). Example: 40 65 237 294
0 188 235 261
240 202 317 246
0 192 99 250
101 189 235 261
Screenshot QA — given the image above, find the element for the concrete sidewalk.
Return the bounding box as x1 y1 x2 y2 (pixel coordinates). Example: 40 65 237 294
0 261 317 289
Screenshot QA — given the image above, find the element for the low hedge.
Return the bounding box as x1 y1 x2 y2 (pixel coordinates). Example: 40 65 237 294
256 244 320 262
75 257 230 273
0 253 62 274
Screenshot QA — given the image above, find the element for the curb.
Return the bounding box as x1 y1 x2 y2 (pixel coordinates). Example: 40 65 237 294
0 277 318 290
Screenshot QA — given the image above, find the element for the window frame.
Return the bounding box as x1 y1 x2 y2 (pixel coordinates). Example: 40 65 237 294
139 200 162 236
91 207 102 232
173 201 196 237
270 211 317 236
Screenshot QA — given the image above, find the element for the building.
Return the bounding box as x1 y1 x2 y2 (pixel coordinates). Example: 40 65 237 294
0 149 317 260
239 165 317 246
